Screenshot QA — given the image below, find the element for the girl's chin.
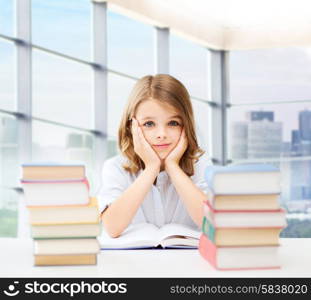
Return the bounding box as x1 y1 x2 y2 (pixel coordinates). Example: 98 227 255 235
157 152 170 160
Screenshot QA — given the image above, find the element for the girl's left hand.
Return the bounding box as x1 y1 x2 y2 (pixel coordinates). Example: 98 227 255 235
165 129 188 167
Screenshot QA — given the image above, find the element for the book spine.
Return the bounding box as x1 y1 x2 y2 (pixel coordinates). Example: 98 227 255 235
203 201 285 214
21 178 89 187
33 236 98 240
198 234 217 269
201 216 216 243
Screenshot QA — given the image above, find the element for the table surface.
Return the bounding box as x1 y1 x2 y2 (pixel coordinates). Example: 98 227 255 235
0 238 310 278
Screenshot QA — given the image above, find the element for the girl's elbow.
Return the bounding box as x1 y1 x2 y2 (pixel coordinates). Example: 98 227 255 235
103 223 123 238
101 216 124 238
107 230 121 239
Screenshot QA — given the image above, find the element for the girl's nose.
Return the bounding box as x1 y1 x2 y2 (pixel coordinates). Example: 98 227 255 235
156 126 167 139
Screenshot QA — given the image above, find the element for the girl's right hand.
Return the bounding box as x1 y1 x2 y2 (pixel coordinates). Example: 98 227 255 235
131 117 161 171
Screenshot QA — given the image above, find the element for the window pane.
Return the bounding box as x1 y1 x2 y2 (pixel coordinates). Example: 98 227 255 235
170 34 208 100
32 50 93 128
281 213 311 237
108 11 154 78
108 72 136 137
0 113 19 187
107 137 118 159
0 0 14 36
192 100 211 155
0 113 19 237
0 188 18 237
230 48 311 104
228 103 311 161
32 120 96 192
32 0 91 60
0 40 15 111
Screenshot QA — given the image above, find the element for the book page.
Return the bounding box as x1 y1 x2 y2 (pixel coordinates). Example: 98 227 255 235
99 223 160 249
157 223 201 243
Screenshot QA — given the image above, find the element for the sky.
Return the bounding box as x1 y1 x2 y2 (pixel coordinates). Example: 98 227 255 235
1 0 311 149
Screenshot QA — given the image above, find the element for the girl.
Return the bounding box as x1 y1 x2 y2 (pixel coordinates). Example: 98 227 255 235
98 74 210 238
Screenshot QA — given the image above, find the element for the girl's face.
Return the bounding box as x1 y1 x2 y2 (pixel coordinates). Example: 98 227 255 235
135 99 183 160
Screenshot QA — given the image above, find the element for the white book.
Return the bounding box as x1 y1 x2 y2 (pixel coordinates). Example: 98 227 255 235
204 203 287 228
205 164 281 194
99 223 201 249
31 223 101 238
34 238 100 255
199 234 281 270
216 246 280 269
21 179 89 206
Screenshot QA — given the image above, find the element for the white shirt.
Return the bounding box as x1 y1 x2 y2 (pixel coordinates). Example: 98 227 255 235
97 153 211 230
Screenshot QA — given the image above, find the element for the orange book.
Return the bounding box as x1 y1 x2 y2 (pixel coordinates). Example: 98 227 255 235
198 234 281 270
22 163 85 181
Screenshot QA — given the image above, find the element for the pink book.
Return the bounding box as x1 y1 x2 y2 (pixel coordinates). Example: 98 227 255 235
198 234 281 270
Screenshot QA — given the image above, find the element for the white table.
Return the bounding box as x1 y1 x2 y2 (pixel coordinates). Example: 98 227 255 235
0 238 310 278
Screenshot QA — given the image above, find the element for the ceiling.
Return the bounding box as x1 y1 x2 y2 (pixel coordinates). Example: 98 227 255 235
94 0 311 50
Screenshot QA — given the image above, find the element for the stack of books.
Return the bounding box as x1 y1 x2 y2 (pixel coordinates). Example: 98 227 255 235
198 164 287 270
21 163 101 266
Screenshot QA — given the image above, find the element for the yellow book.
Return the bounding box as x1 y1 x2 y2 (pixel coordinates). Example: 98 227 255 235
28 197 99 225
206 188 281 210
34 254 97 266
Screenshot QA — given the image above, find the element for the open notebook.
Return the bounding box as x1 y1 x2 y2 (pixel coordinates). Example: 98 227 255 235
99 223 201 249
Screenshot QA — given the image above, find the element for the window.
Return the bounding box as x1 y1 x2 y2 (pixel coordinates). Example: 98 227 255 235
230 48 311 104
108 72 136 138
0 40 15 111
0 113 19 187
32 120 96 192
0 0 14 37
0 188 18 237
170 34 209 101
229 49 311 237
0 113 19 238
32 0 91 60
107 11 154 78
192 100 211 155
32 50 93 129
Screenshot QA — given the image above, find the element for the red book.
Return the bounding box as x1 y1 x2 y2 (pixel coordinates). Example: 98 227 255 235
198 234 281 270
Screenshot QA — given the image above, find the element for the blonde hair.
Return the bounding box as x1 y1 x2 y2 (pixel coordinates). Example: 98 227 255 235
118 74 205 176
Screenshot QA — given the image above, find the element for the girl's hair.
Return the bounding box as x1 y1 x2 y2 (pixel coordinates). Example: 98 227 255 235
118 74 205 176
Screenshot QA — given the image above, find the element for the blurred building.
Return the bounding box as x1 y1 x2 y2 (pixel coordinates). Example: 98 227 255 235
248 120 282 159
246 111 274 122
230 121 248 159
299 109 311 141
231 111 282 159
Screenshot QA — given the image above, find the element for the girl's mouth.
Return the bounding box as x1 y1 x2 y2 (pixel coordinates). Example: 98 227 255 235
153 144 170 149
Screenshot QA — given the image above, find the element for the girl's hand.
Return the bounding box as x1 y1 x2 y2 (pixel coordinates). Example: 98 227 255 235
131 118 161 171
165 128 188 168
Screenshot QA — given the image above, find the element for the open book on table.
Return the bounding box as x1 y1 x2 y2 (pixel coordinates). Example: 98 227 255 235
99 223 201 249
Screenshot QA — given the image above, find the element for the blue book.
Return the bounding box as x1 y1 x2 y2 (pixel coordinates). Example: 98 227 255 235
204 164 281 195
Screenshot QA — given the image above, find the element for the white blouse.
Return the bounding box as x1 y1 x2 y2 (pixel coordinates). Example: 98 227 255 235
97 153 211 230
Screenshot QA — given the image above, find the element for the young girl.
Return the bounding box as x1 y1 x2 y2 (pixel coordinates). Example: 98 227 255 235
98 74 210 238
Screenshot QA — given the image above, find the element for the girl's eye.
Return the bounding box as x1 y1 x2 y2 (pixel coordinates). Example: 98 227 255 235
143 121 155 127
169 120 180 126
